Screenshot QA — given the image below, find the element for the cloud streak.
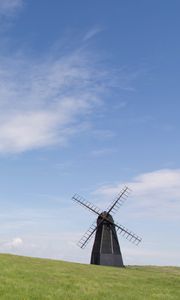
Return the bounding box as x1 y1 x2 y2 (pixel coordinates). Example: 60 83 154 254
83 27 103 41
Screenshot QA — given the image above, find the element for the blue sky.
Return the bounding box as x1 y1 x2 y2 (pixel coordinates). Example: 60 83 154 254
0 0 180 266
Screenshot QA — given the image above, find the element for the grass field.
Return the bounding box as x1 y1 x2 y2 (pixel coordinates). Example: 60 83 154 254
0 254 179 299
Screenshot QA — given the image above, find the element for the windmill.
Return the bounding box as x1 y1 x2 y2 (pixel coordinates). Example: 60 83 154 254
72 186 142 267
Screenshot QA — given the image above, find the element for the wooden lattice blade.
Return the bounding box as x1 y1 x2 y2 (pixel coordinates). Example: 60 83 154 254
114 222 142 245
77 221 97 249
72 194 102 216
106 186 131 216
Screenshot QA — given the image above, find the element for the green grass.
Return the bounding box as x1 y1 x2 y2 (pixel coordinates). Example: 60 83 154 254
0 254 179 299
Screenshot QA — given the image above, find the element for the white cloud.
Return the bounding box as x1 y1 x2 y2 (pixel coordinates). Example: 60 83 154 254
0 237 23 250
0 0 23 16
0 49 108 153
11 237 23 247
94 169 180 220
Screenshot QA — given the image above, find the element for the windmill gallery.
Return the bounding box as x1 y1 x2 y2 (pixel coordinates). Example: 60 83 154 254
72 186 142 267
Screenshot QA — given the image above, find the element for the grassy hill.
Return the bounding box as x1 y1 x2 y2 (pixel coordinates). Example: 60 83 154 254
0 254 179 299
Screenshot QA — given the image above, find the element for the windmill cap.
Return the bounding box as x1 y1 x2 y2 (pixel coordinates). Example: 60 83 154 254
98 211 114 222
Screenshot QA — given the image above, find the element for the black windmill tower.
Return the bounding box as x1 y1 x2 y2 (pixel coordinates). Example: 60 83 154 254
72 186 142 267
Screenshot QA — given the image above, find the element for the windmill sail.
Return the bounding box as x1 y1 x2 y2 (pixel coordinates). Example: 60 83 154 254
106 186 131 216
115 222 142 245
72 194 102 216
77 221 97 249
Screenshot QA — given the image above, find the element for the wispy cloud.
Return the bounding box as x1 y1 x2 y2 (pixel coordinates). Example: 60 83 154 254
0 0 23 16
94 169 180 220
83 27 103 41
91 147 117 157
0 47 110 154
